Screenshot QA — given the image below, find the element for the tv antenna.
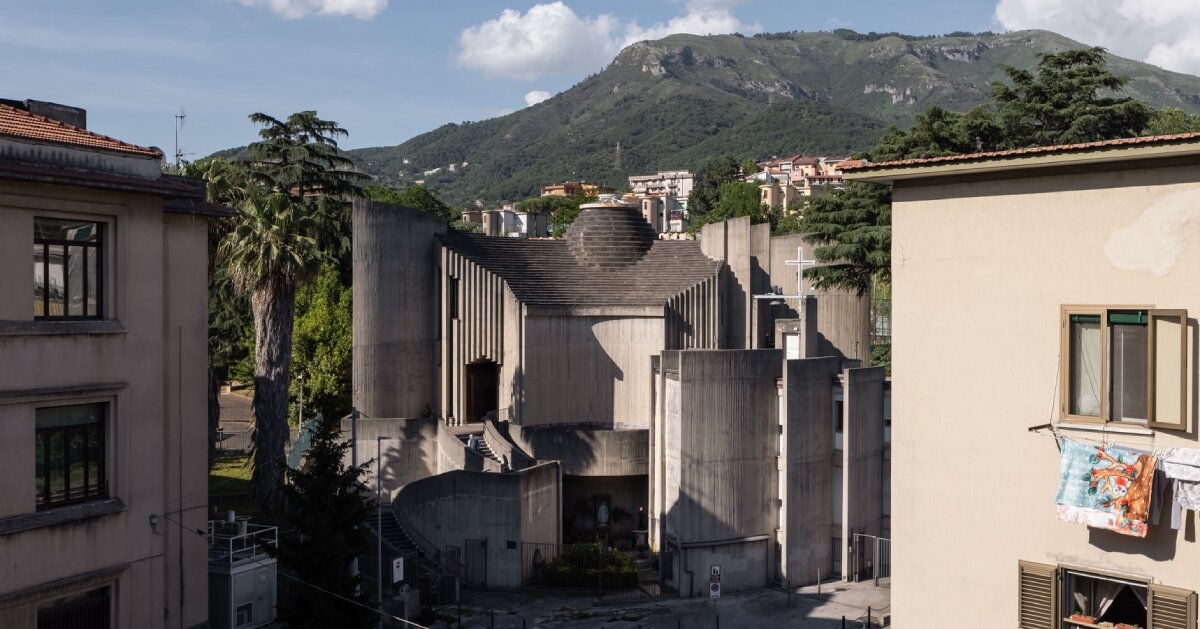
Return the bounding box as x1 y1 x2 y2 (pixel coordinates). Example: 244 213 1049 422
173 108 194 167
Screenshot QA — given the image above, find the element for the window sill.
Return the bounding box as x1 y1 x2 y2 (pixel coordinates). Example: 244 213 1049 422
1056 422 1155 436
0 320 125 337
0 498 125 536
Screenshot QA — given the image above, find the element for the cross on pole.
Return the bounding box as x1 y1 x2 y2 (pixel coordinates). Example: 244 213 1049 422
783 247 818 296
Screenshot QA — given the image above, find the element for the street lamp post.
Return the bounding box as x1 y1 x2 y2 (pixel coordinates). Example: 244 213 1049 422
376 435 391 629
296 373 305 428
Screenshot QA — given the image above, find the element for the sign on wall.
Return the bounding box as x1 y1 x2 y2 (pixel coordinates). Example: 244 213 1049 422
392 557 404 583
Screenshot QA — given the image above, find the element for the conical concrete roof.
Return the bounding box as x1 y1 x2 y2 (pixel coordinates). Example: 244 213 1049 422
563 199 656 268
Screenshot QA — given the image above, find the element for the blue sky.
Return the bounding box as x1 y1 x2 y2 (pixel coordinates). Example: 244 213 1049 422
0 0 1191 159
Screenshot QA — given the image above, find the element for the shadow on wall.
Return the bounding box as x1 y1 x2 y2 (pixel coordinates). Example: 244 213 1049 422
522 316 624 426
342 417 437 501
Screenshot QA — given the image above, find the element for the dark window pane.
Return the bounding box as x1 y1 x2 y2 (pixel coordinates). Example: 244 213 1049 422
1069 318 1102 416
1111 322 1149 422
36 404 106 508
35 218 100 243
47 432 64 500
67 246 85 317
68 430 85 497
35 433 45 499
88 426 103 492
86 246 99 317
37 586 110 629
46 244 64 317
34 243 45 316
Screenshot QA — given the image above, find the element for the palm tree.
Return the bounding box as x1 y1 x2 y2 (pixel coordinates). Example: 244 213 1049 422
220 193 326 508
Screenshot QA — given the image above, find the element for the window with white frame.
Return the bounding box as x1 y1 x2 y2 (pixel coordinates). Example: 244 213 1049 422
1060 307 1187 430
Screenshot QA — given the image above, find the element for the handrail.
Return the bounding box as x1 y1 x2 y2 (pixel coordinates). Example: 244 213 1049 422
482 416 535 470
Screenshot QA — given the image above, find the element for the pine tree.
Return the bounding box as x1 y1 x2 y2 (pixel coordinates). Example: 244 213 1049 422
272 413 375 629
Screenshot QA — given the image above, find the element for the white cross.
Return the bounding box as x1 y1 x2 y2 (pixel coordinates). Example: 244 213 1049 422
783 247 818 296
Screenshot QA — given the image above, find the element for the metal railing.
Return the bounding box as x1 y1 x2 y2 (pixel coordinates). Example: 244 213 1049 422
849 533 891 587
207 519 278 568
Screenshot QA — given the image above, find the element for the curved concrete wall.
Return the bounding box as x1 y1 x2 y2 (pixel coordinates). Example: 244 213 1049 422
352 200 446 419
507 424 648 476
394 463 562 589
435 421 501 474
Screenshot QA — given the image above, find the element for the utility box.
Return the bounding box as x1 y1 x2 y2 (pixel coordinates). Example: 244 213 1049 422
208 516 278 629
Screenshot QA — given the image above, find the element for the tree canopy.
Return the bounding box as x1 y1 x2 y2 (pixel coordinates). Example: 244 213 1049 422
796 47 1161 296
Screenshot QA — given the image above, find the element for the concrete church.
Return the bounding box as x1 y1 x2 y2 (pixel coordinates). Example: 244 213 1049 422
351 195 889 595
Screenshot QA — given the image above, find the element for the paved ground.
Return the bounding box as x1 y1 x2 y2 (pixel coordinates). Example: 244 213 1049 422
423 581 890 628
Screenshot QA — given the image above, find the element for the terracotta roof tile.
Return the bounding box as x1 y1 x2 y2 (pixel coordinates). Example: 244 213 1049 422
0 102 162 158
842 132 1200 171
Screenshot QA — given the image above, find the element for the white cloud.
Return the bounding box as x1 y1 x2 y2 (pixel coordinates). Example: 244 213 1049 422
235 0 387 20
994 0 1200 75
524 90 552 107
456 1 759 80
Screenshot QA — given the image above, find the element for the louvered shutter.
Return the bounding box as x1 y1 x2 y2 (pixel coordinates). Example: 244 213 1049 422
1149 582 1197 629
1018 561 1058 629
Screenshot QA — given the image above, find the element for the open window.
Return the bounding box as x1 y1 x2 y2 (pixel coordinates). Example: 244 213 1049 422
1060 307 1188 431
1019 561 1197 629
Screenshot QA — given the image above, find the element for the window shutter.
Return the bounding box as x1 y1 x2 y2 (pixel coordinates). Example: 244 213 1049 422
1148 309 1188 431
1018 561 1058 629
1149 582 1196 629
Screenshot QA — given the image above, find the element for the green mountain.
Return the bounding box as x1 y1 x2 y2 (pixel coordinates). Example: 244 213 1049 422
348 29 1200 207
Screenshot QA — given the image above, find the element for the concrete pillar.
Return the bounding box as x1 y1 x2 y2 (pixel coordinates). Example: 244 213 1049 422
841 365 886 580
352 200 446 419
782 356 838 586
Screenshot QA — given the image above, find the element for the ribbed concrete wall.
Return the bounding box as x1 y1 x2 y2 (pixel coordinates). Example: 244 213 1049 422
699 216 754 349
665 275 721 350
782 357 839 586
841 365 885 576
352 200 446 419
441 249 506 421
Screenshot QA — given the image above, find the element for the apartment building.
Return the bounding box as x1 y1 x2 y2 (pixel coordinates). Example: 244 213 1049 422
628 170 695 198
758 156 845 210
0 99 223 628
540 181 614 198
846 133 1200 628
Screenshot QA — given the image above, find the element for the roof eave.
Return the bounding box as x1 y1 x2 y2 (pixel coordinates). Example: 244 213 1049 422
843 141 1200 185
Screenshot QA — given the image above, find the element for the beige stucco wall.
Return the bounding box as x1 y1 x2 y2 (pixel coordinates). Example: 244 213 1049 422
0 180 209 628
892 163 1200 627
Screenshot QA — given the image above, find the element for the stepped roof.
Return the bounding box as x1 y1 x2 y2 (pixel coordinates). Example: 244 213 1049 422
439 201 721 306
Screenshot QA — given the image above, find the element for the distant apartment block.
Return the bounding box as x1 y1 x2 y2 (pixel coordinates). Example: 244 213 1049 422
0 99 223 628
755 156 846 210
628 170 695 198
540 181 614 198
461 205 549 238
629 171 694 234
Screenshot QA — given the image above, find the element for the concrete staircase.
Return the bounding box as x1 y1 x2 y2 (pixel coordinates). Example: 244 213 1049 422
458 432 500 464
376 509 419 556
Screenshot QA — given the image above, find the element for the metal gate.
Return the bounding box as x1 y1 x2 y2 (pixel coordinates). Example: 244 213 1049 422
465 538 487 588
850 534 891 587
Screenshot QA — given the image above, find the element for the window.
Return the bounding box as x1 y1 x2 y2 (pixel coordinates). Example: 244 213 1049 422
1060 307 1187 430
34 217 103 319
37 586 111 629
1019 561 1197 629
235 603 253 626
35 403 107 509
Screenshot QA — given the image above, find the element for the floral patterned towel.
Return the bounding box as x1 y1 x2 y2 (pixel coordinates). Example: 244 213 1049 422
1055 440 1156 537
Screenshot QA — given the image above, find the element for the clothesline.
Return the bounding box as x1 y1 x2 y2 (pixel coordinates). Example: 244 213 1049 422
1027 423 1166 455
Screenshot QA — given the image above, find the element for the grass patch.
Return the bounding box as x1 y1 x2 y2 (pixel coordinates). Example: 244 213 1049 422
210 454 259 519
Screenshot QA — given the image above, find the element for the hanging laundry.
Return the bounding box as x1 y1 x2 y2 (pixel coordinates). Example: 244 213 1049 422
1162 448 1200 529
1055 440 1156 537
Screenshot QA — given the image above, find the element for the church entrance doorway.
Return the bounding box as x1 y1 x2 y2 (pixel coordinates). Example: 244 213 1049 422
465 361 499 422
